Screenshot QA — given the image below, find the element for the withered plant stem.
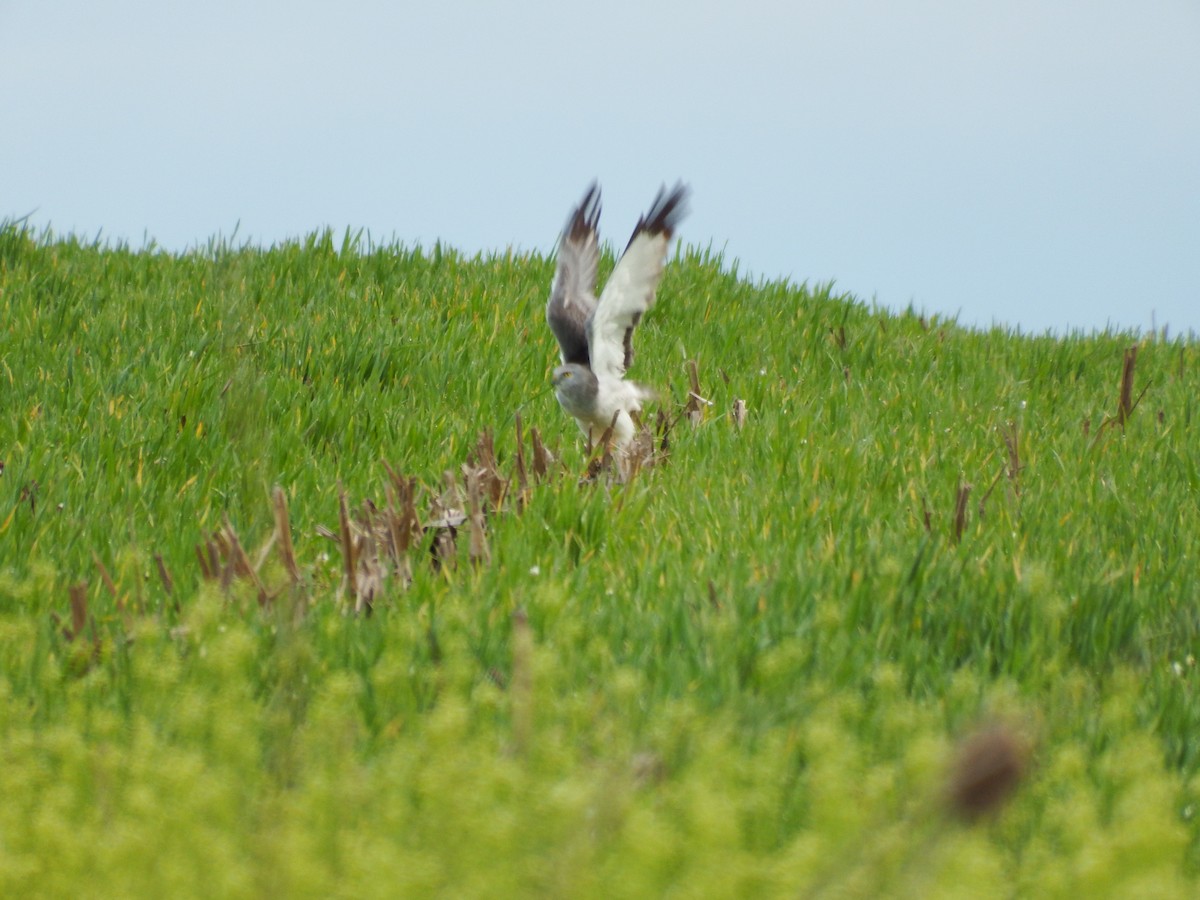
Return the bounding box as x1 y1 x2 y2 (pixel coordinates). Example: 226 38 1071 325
273 486 301 583
953 483 973 543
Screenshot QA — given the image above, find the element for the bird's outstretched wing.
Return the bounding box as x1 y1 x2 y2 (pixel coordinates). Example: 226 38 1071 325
587 182 690 380
546 182 601 366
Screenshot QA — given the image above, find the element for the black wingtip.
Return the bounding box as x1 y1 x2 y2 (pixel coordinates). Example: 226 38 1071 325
566 181 602 242
627 181 691 249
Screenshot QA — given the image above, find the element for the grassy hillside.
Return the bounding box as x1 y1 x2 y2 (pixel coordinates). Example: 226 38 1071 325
2 218 1199 896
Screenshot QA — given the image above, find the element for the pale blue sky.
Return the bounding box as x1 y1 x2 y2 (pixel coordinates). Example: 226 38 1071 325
3 0 1197 334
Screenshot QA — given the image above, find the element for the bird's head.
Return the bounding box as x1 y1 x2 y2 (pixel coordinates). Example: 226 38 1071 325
552 364 588 388
551 364 598 412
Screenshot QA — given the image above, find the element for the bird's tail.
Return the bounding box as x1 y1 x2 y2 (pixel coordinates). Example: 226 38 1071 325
629 381 658 407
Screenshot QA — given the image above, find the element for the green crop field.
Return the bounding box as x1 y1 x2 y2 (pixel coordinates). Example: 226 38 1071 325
2 217 1198 897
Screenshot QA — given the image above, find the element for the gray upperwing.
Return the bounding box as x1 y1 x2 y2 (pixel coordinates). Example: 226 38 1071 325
546 182 602 367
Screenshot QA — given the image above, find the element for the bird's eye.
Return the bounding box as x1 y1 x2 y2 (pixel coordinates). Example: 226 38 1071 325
563 371 572 378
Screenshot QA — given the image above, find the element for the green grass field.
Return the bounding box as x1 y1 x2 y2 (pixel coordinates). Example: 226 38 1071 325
2 217 1199 897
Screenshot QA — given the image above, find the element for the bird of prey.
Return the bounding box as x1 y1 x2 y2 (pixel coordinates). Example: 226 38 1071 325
546 181 690 450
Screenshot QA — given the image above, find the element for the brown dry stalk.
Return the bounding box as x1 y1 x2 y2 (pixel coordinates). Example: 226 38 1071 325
210 528 231 560
273 486 301 583
975 470 1005 519
477 436 511 513
353 522 380 615
381 467 416 586
218 537 236 591
195 543 214 581
464 466 491 566
154 553 174 596
92 553 118 598
471 428 497 471
530 426 551 481
953 482 973 543
657 409 673 455
337 484 358 599
206 538 222 583
383 463 422 551
1118 344 1137 427
224 516 269 605
683 359 707 425
439 470 461 517
620 425 657 483
707 579 722 610
513 412 529 506
387 511 412 586
468 430 508 511
428 471 461 571
584 418 618 481
399 481 421 545
732 398 748 430
68 581 88 639
251 529 278 576
598 411 619 453
19 480 38 513
1090 344 1152 448
1002 422 1021 490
